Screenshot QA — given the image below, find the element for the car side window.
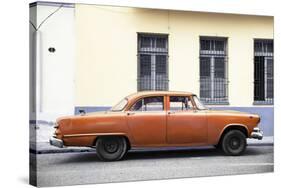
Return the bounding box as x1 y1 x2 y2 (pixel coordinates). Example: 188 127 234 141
130 96 164 111
170 96 192 111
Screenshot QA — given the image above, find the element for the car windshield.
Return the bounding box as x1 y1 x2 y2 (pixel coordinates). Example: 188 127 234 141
193 95 208 110
111 98 128 111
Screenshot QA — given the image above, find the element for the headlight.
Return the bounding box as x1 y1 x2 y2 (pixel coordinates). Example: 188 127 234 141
257 117 261 124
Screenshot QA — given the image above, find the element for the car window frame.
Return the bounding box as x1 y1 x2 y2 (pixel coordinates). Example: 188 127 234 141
192 95 208 110
110 98 128 112
168 95 196 112
128 95 165 112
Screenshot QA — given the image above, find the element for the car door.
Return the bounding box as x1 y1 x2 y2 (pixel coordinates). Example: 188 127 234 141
127 96 166 146
167 96 208 145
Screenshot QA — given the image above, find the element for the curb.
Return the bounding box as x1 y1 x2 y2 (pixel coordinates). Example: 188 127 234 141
247 143 274 147
30 148 95 154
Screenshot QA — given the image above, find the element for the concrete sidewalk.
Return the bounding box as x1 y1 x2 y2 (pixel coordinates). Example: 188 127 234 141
247 136 274 146
30 137 273 154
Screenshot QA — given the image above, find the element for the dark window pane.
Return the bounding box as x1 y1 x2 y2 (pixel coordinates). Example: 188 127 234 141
200 79 211 99
254 40 273 53
156 37 166 49
214 40 225 51
267 78 273 98
267 58 273 98
156 55 167 74
155 55 168 90
140 55 151 76
254 56 265 101
214 57 225 78
139 54 152 90
200 39 211 51
140 37 152 48
266 41 273 53
267 58 273 78
200 37 226 54
199 56 211 100
213 78 226 98
214 57 227 99
200 57 212 99
200 57 211 77
254 41 263 52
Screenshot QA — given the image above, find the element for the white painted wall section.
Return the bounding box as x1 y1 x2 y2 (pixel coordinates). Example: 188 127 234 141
30 3 75 121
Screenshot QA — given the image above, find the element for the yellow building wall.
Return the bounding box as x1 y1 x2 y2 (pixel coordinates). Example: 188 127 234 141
75 4 273 107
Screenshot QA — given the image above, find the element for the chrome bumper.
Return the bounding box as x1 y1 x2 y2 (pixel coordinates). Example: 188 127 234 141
250 127 263 140
49 137 64 148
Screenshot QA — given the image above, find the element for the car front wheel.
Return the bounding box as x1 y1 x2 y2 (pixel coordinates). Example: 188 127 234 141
221 130 246 156
96 136 128 161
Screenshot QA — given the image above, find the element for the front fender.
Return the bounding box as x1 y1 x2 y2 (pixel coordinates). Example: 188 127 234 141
216 123 249 144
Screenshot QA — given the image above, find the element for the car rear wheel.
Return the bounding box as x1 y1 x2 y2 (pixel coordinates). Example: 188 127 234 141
221 130 246 156
96 136 127 161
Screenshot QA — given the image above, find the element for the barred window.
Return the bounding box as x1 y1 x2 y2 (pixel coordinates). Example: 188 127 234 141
138 34 168 91
199 37 228 104
254 39 274 105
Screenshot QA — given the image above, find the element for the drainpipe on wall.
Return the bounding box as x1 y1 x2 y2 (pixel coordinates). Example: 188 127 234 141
35 30 43 113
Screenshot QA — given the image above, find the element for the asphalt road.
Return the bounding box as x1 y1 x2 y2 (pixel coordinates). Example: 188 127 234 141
32 146 273 187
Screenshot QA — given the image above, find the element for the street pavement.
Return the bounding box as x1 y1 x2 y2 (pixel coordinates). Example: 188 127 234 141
31 145 274 187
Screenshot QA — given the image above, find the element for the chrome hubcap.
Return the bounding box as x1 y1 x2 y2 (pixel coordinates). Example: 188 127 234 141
229 137 241 150
103 140 119 153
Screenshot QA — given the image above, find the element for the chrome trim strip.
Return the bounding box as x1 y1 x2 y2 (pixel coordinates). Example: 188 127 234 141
253 127 261 132
63 133 126 138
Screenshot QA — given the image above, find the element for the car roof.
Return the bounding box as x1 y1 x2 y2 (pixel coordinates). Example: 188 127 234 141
126 91 195 100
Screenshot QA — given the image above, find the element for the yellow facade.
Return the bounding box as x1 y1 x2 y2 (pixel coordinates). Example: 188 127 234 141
75 4 273 107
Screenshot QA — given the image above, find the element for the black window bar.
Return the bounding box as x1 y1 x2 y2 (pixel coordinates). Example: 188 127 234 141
199 37 229 105
254 39 274 105
137 34 169 91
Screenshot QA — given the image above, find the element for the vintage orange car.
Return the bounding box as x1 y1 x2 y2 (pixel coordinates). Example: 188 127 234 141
50 91 263 161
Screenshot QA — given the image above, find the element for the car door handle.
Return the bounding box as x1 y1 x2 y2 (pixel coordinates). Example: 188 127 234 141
168 111 175 115
127 112 135 116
